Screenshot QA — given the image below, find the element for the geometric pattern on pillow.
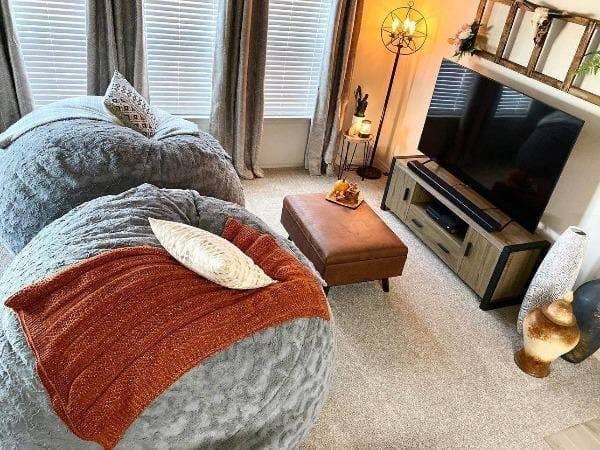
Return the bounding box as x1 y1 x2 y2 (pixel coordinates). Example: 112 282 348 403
149 217 276 290
103 70 158 137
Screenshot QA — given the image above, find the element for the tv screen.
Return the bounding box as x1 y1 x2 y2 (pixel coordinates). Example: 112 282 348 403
418 59 584 233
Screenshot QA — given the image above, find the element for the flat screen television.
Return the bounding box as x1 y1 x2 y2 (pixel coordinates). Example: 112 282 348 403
418 59 584 233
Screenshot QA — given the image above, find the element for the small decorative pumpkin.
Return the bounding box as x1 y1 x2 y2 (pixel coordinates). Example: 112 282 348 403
515 292 580 378
332 179 349 193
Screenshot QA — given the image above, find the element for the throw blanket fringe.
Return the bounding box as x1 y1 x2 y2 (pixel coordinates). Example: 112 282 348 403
5 219 329 449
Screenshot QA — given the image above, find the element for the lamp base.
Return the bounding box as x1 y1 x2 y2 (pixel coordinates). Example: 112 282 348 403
356 166 382 180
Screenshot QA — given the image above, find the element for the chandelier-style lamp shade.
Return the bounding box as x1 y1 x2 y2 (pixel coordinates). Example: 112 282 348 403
381 4 428 55
358 2 428 180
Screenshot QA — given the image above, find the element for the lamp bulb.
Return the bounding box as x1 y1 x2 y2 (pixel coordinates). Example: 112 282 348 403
403 17 416 36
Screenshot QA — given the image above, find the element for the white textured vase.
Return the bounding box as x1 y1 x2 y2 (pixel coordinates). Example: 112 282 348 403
517 226 588 334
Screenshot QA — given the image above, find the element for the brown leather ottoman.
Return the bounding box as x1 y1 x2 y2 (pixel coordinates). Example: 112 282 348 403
281 193 408 293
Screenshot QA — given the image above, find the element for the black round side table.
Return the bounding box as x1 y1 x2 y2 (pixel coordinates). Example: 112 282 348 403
337 134 373 180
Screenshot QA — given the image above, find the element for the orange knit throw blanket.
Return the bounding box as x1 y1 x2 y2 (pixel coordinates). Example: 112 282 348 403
5 219 330 449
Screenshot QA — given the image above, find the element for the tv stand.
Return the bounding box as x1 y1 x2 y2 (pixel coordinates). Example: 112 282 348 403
382 156 549 310
407 160 503 232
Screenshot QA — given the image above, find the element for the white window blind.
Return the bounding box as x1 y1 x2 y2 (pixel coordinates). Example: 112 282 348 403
428 61 478 116
494 86 532 117
11 0 87 108
264 0 333 117
144 0 218 116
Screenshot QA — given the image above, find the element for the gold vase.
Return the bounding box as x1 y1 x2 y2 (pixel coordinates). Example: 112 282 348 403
515 293 580 378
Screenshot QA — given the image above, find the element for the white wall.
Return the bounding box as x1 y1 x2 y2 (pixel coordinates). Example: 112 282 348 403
260 118 309 168
187 117 309 169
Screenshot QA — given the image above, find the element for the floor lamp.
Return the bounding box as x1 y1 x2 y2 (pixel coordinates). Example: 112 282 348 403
357 2 428 180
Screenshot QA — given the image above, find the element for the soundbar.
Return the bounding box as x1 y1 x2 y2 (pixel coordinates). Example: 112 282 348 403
407 160 502 232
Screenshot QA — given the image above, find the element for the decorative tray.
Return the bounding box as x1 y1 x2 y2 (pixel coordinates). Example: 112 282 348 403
325 192 364 209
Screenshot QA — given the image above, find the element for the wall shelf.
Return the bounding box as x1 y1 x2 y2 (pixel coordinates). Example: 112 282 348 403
474 0 600 106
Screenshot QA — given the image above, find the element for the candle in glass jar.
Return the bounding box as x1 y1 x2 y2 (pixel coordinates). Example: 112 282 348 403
359 119 372 137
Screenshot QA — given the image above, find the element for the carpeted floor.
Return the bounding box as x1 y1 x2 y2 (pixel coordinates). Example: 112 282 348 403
0 168 598 448
241 168 600 449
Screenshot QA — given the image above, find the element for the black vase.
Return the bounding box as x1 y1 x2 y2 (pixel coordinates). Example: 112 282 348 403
563 279 600 363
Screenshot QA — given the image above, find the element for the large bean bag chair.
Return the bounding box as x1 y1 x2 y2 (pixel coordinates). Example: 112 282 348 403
0 184 333 449
0 97 244 254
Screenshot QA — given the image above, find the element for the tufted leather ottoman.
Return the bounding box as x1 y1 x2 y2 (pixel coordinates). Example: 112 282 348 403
281 193 408 293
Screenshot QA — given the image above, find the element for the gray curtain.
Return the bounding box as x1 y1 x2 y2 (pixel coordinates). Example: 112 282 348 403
305 0 363 176
87 0 148 98
0 0 33 132
209 0 269 180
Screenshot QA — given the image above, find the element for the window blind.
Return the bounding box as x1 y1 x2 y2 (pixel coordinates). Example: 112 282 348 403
428 62 478 116
495 86 532 117
264 0 333 117
11 0 87 108
144 0 218 116
429 61 532 117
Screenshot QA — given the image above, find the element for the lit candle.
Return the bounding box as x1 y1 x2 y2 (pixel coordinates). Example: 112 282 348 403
391 17 401 34
403 18 416 37
359 120 372 137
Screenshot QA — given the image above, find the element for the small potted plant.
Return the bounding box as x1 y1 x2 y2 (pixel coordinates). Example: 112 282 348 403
350 86 369 136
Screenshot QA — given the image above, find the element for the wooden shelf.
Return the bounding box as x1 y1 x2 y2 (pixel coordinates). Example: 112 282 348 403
410 202 465 247
475 0 600 107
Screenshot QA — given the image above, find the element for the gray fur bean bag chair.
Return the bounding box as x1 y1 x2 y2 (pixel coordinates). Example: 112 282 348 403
0 97 244 254
0 184 333 449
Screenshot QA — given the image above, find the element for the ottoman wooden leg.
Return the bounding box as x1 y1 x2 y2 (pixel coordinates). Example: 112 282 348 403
324 286 330 296
381 278 389 292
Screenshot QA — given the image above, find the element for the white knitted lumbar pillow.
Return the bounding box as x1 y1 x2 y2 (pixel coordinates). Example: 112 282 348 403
148 218 275 290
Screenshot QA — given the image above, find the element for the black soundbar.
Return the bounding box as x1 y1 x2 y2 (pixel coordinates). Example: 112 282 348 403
407 160 502 232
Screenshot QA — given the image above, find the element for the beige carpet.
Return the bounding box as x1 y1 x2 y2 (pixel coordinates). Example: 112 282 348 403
1 169 599 448
241 168 600 449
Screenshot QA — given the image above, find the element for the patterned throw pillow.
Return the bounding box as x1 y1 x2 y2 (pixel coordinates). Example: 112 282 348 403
103 71 158 137
149 218 276 290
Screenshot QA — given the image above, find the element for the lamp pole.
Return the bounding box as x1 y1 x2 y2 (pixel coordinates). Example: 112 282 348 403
357 45 402 180
369 44 402 178
357 3 427 180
